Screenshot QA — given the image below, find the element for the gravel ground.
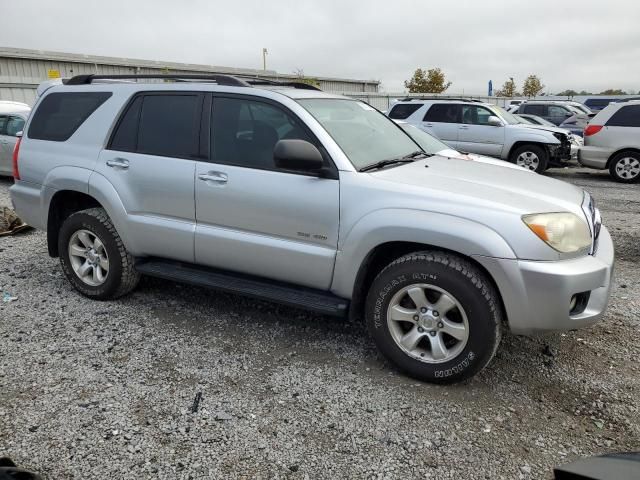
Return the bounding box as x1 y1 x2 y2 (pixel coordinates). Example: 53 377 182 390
0 168 638 480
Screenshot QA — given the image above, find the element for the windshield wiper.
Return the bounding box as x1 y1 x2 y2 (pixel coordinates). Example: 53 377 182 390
359 151 430 172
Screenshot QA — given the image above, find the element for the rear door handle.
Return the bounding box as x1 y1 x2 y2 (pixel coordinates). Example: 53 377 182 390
423 123 433 127
459 125 470 130
106 158 130 169
198 171 228 184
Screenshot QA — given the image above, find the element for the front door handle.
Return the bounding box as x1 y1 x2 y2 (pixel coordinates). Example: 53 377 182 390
198 171 228 184
459 125 470 130
106 158 130 169
423 123 433 127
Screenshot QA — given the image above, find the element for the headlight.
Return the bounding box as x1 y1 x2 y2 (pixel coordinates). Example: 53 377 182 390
522 212 591 253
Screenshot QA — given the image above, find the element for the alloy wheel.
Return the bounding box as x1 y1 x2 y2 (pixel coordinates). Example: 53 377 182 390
68 229 109 286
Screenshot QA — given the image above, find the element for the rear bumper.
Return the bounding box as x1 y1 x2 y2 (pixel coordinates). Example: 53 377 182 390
578 146 611 169
474 226 615 335
9 181 47 230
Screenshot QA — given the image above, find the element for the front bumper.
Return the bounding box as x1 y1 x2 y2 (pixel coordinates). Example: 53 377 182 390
474 226 614 335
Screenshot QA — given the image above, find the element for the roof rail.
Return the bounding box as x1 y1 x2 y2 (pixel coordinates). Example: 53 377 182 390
64 73 323 91
399 97 484 103
65 74 252 87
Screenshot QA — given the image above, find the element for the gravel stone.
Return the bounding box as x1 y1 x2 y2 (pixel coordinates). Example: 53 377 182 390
1 167 639 479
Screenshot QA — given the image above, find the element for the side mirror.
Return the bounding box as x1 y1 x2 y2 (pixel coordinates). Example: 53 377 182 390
487 116 503 127
274 139 324 173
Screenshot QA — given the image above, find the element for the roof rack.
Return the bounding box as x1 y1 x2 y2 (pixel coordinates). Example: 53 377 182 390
64 73 322 91
399 97 484 103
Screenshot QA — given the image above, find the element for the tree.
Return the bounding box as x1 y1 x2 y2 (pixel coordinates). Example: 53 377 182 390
556 89 578 97
579 90 592 95
404 68 452 94
522 75 545 98
495 77 519 97
599 89 626 95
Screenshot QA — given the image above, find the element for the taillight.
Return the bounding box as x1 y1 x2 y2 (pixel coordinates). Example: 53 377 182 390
12 136 22 180
584 125 603 137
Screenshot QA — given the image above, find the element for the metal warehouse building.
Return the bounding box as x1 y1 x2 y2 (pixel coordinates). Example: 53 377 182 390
0 47 379 104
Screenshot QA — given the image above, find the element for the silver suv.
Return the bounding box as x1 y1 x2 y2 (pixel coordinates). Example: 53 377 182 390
10 74 614 383
387 99 573 173
579 100 640 183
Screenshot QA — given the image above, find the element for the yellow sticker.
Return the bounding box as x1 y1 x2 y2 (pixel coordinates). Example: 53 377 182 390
47 69 61 79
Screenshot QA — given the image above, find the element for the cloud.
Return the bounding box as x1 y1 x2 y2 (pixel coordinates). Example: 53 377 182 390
2 0 638 94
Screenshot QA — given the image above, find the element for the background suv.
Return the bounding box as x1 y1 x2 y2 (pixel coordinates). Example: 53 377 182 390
579 100 640 182
388 99 573 173
516 100 592 127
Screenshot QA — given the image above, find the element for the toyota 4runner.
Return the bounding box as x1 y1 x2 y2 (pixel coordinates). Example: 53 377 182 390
10 75 614 383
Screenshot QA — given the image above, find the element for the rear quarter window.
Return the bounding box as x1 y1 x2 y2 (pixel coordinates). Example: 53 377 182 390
605 105 640 127
28 92 112 141
388 103 422 120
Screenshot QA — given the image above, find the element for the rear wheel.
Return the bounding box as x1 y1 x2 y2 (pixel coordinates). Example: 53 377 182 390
609 151 640 183
365 251 502 384
510 144 548 173
58 208 139 299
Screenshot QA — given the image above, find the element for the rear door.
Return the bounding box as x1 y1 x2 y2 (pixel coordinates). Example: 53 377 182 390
96 92 202 262
194 94 339 289
421 103 461 147
602 104 640 149
457 105 505 157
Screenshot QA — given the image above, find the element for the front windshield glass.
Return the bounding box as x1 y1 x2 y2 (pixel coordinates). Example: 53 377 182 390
398 123 450 154
572 103 592 114
515 115 535 124
297 99 420 169
489 105 523 125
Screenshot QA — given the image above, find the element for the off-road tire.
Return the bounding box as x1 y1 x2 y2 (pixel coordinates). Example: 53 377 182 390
509 144 548 173
365 251 502 384
58 208 139 299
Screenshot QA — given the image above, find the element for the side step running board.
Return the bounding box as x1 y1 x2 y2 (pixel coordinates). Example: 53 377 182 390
135 259 349 317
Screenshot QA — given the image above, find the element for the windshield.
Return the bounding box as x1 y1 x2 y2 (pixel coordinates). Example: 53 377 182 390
398 123 450 154
297 99 420 170
489 105 523 125
571 103 592 114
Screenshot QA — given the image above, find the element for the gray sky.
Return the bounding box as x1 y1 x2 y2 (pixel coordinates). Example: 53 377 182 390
2 0 639 94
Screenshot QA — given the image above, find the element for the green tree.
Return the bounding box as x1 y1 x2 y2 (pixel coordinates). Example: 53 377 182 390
495 77 520 97
579 90 592 95
404 68 452 94
556 89 578 97
599 89 626 95
522 75 545 98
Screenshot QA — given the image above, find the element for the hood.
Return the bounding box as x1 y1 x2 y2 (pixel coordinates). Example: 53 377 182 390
436 149 524 170
371 155 585 216
515 123 570 137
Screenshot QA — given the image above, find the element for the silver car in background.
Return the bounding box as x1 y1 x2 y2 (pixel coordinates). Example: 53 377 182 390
0 101 31 176
579 100 640 183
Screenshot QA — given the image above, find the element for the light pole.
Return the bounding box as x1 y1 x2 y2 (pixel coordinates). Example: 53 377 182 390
262 48 268 71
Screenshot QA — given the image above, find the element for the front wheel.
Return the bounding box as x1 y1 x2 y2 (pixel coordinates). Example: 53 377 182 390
609 151 640 183
509 144 548 173
365 251 502 384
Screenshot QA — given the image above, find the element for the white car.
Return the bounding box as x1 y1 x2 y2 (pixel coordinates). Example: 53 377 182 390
0 101 31 176
387 99 573 173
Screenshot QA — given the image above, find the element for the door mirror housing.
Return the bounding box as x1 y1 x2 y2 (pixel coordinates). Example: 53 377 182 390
487 116 503 127
274 139 324 173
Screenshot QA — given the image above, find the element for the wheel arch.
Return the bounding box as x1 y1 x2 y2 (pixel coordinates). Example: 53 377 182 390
606 148 640 168
47 190 102 257
346 242 508 325
507 141 552 161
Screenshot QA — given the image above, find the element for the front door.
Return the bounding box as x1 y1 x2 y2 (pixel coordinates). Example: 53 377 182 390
194 95 339 290
456 105 505 157
95 92 202 262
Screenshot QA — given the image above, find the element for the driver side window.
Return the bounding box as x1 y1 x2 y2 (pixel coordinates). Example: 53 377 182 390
211 97 314 170
461 105 494 126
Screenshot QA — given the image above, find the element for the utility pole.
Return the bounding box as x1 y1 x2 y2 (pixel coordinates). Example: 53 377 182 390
262 48 268 71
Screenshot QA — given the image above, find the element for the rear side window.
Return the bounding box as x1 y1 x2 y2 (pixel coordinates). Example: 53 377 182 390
423 104 460 123
137 95 201 158
110 94 202 158
6 116 25 136
522 104 545 116
28 92 111 141
388 103 422 119
606 105 640 127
